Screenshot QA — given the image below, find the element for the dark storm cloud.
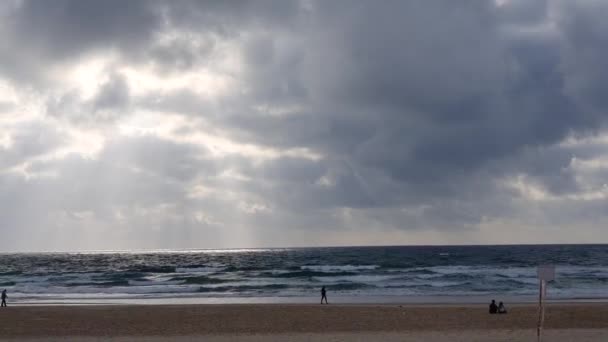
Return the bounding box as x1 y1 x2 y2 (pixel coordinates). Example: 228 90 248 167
8 0 161 59
497 0 548 25
0 0 301 84
557 0 608 115
174 0 577 211
0 0 160 85
201 0 608 231
202 1 606 199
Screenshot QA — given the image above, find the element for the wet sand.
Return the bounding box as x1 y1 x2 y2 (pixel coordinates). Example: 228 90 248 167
0 304 607 341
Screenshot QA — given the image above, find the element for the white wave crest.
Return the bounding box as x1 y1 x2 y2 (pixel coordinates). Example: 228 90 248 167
301 265 380 272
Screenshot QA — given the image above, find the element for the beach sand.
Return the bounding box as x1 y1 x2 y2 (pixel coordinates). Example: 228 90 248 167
1 303 607 341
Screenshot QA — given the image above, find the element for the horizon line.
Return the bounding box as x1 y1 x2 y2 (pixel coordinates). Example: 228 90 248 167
1 242 606 254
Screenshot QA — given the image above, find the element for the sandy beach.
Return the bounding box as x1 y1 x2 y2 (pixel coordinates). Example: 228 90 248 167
0 303 607 341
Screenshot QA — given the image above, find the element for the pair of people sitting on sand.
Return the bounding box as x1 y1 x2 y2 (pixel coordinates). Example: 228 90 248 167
489 299 507 314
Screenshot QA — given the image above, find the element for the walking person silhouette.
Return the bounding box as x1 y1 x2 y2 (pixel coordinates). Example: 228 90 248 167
1 289 7 307
320 286 328 304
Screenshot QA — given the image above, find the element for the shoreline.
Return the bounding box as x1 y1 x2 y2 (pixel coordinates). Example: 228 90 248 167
10 294 608 306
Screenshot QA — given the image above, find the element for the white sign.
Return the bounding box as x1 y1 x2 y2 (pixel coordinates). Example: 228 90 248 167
538 265 555 282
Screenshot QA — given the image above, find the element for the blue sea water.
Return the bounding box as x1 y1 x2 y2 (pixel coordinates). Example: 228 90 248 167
1 245 607 304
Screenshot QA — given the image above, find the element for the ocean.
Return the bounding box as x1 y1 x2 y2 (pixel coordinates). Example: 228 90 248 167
1 245 607 304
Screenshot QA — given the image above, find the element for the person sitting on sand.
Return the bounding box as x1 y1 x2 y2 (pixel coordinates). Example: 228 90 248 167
321 286 328 304
498 302 507 314
1 289 7 307
489 299 497 314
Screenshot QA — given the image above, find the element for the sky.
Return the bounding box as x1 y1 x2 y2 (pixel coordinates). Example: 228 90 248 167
1 0 608 251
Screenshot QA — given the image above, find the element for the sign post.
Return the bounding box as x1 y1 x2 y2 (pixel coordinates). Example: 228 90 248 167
536 265 555 342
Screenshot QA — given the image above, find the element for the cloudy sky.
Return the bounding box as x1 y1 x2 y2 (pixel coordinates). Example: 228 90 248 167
1 0 608 251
